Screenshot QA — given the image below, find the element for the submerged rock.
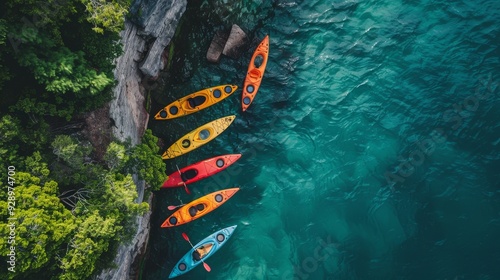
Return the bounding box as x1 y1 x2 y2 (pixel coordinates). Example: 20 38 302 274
207 24 248 62
222 24 248 59
207 30 229 63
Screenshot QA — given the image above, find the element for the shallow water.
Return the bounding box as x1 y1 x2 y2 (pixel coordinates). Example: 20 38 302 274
144 0 500 279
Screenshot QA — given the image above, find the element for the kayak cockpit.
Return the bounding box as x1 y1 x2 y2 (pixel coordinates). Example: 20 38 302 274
188 203 207 217
192 242 215 261
196 128 212 140
183 95 207 110
181 169 198 182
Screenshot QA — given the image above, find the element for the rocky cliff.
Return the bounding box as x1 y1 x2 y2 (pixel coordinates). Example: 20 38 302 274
98 1 187 279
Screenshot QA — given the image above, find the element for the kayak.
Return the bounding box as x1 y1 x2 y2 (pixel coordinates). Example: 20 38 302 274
168 225 237 278
161 115 236 159
241 35 269 111
161 154 242 188
161 188 239 227
155 85 238 120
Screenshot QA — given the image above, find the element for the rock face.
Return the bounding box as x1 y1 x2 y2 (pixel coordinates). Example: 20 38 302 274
132 0 187 78
109 20 147 146
101 0 187 279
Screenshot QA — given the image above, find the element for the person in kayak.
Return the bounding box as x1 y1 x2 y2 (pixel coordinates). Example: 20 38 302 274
192 243 214 261
188 203 205 217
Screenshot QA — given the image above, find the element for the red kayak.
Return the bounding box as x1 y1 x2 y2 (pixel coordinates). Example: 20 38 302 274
162 154 242 189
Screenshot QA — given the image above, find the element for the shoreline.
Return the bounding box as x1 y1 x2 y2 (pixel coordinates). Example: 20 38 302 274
98 1 187 278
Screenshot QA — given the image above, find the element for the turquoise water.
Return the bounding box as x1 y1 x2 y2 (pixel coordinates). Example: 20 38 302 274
145 0 500 279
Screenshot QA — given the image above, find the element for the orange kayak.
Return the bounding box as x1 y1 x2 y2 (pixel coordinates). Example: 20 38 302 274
161 188 239 227
241 35 269 111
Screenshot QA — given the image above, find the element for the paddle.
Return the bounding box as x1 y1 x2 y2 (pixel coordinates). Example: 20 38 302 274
167 204 185 210
176 165 191 194
182 232 211 272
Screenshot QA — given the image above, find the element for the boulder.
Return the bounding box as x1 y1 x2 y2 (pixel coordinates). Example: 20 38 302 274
222 24 248 59
207 30 229 63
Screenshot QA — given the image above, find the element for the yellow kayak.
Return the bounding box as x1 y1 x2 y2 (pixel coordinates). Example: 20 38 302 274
162 115 236 159
155 85 238 120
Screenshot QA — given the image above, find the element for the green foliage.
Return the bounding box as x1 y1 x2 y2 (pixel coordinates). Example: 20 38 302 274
79 29 122 74
0 114 19 139
167 42 175 70
59 210 119 280
12 97 76 120
50 134 104 186
60 174 148 279
100 173 149 216
0 112 50 155
3 0 78 40
128 129 167 190
51 135 92 168
4 28 115 120
0 19 6 44
18 119 51 151
103 130 167 190
0 115 50 183
0 115 21 183
0 171 76 279
1 3 118 120
81 0 129 34
104 141 129 170
24 151 51 181
0 0 151 278
3 0 77 24
0 19 10 89
17 43 113 95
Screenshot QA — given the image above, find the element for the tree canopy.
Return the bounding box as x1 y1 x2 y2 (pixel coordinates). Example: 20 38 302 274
0 170 76 279
0 1 167 279
81 0 130 34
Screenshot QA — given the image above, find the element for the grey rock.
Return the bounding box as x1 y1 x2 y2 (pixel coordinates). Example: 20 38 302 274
207 30 229 63
136 0 187 77
109 21 148 146
222 24 247 59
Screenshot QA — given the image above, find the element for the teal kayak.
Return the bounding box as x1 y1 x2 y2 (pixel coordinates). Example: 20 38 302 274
168 225 237 278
